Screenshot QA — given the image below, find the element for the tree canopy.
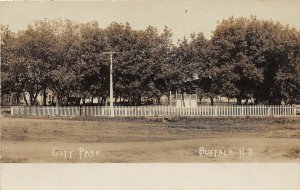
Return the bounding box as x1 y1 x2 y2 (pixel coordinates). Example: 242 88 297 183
1 17 300 106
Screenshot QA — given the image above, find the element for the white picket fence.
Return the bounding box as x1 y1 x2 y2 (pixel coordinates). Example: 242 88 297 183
11 105 296 117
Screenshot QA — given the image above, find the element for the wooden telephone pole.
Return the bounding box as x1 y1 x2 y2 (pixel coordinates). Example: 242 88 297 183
103 51 119 117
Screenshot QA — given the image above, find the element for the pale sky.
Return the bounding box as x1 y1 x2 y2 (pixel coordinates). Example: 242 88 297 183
1 0 300 43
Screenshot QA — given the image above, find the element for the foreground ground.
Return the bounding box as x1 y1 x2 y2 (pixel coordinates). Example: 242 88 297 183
1 116 300 162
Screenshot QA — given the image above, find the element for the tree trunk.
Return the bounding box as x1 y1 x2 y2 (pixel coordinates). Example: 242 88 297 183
254 98 258 105
43 88 47 106
168 90 172 106
139 95 142 105
100 96 104 106
16 93 20 106
132 95 136 106
237 97 242 105
210 96 214 106
29 92 33 106
66 95 69 106
245 98 249 105
101 96 107 106
114 96 118 105
156 95 160 105
24 94 29 106
51 96 55 105
55 94 60 107
181 92 185 107
33 93 39 106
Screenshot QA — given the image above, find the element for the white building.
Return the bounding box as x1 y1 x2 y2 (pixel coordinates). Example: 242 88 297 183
176 93 197 108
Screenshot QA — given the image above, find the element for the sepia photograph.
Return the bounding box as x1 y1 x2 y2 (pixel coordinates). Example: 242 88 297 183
1 0 300 190
1 0 300 164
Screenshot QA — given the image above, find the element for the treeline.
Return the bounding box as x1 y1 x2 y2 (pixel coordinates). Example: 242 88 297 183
1 16 300 106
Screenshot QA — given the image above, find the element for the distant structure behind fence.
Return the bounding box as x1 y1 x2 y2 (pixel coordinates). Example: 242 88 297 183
11 105 297 117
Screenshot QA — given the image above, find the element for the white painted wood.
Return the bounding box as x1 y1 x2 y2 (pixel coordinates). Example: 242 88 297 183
10 105 296 117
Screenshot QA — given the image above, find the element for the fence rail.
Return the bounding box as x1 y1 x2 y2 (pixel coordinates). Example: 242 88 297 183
11 105 296 117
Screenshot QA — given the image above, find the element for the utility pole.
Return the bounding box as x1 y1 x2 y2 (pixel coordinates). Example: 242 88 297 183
103 51 119 117
109 53 114 117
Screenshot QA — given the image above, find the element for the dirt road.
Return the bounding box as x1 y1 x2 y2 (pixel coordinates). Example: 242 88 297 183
1 116 300 162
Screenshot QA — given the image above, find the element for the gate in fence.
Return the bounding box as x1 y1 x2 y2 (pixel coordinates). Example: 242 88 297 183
11 105 297 117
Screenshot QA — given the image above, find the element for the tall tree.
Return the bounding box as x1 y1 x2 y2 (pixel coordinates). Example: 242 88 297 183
210 17 264 104
210 16 300 105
